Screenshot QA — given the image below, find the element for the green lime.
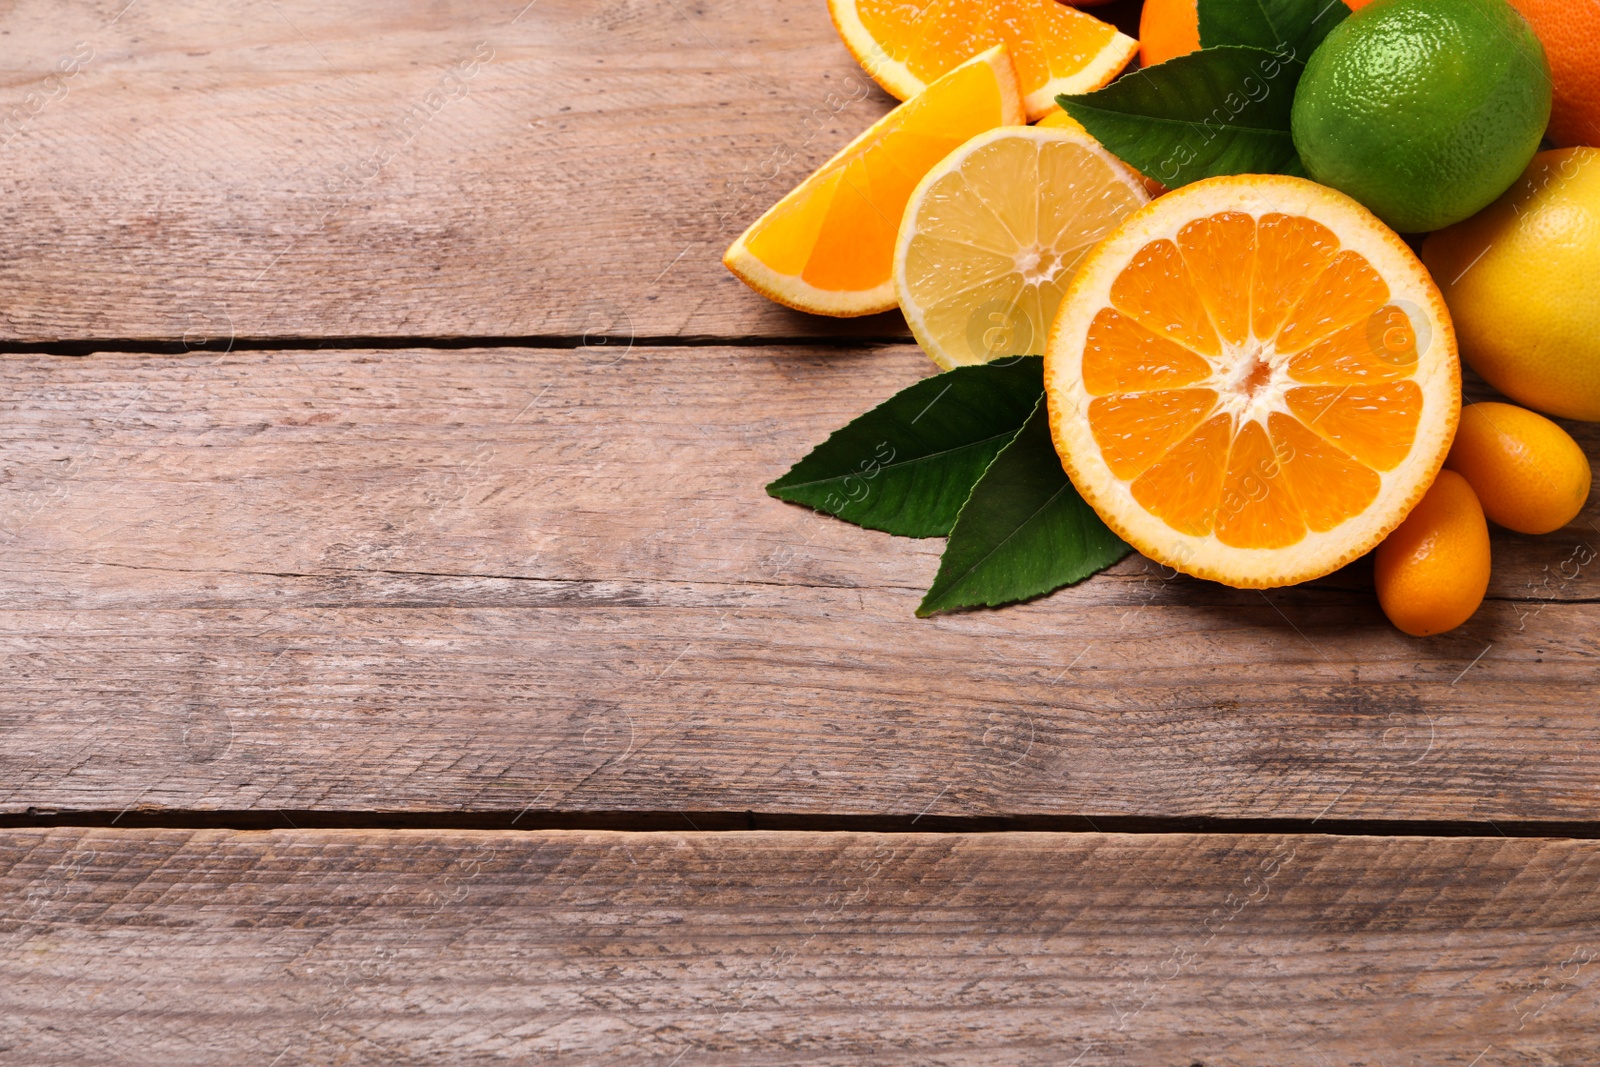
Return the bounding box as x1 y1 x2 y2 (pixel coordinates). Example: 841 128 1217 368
1290 0 1551 233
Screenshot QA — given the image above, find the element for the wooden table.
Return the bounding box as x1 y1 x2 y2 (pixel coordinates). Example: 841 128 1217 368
2 1 1597 1062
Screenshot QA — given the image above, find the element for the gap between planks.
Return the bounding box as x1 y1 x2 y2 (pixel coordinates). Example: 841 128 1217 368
7 810 1600 839
0 334 908 357
34 557 1600 605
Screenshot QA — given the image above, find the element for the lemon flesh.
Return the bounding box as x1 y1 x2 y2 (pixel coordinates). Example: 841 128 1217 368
894 126 1147 369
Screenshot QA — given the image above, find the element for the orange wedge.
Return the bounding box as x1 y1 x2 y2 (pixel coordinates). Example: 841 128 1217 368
830 0 1136 121
723 46 1024 317
1044 175 1460 588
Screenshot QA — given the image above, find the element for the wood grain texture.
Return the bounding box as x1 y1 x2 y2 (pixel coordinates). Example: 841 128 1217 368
0 0 914 342
3 828 1599 1065
0 346 1596 820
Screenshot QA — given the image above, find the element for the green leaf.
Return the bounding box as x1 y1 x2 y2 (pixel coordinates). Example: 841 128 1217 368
1059 45 1303 188
917 397 1130 617
767 357 1043 538
1198 0 1349 60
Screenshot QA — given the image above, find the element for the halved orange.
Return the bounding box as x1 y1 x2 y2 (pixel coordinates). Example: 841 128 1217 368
723 46 1024 317
830 0 1137 121
1044 175 1460 588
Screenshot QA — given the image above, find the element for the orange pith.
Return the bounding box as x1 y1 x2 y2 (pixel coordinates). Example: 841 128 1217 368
1046 176 1459 588
831 0 1136 120
723 47 1023 317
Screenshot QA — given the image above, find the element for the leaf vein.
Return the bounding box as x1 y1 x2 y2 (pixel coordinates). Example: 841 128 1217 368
771 428 1029 490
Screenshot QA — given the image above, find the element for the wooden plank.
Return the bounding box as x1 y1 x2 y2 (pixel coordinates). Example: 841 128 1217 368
3 828 1599 1064
0 0 918 343
0 345 1596 820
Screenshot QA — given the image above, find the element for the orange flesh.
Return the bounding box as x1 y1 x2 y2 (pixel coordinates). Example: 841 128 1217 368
857 0 1123 97
1086 211 1425 549
1088 388 1217 479
1110 238 1221 357
742 59 1006 292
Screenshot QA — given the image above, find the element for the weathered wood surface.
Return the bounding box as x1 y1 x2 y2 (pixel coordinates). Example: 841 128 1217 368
2 0 1595 1056
3 828 1598 1065
0 0 918 343
1 346 1595 820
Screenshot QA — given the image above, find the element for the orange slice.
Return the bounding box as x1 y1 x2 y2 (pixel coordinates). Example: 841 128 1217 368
723 46 1024 317
830 0 1137 121
1044 175 1460 588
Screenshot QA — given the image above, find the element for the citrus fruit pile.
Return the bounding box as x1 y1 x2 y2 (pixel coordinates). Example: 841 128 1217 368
730 0 1597 637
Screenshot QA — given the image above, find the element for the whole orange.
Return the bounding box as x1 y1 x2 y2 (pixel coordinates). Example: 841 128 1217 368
1507 0 1600 147
1139 0 1199 68
1139 0 1369 68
